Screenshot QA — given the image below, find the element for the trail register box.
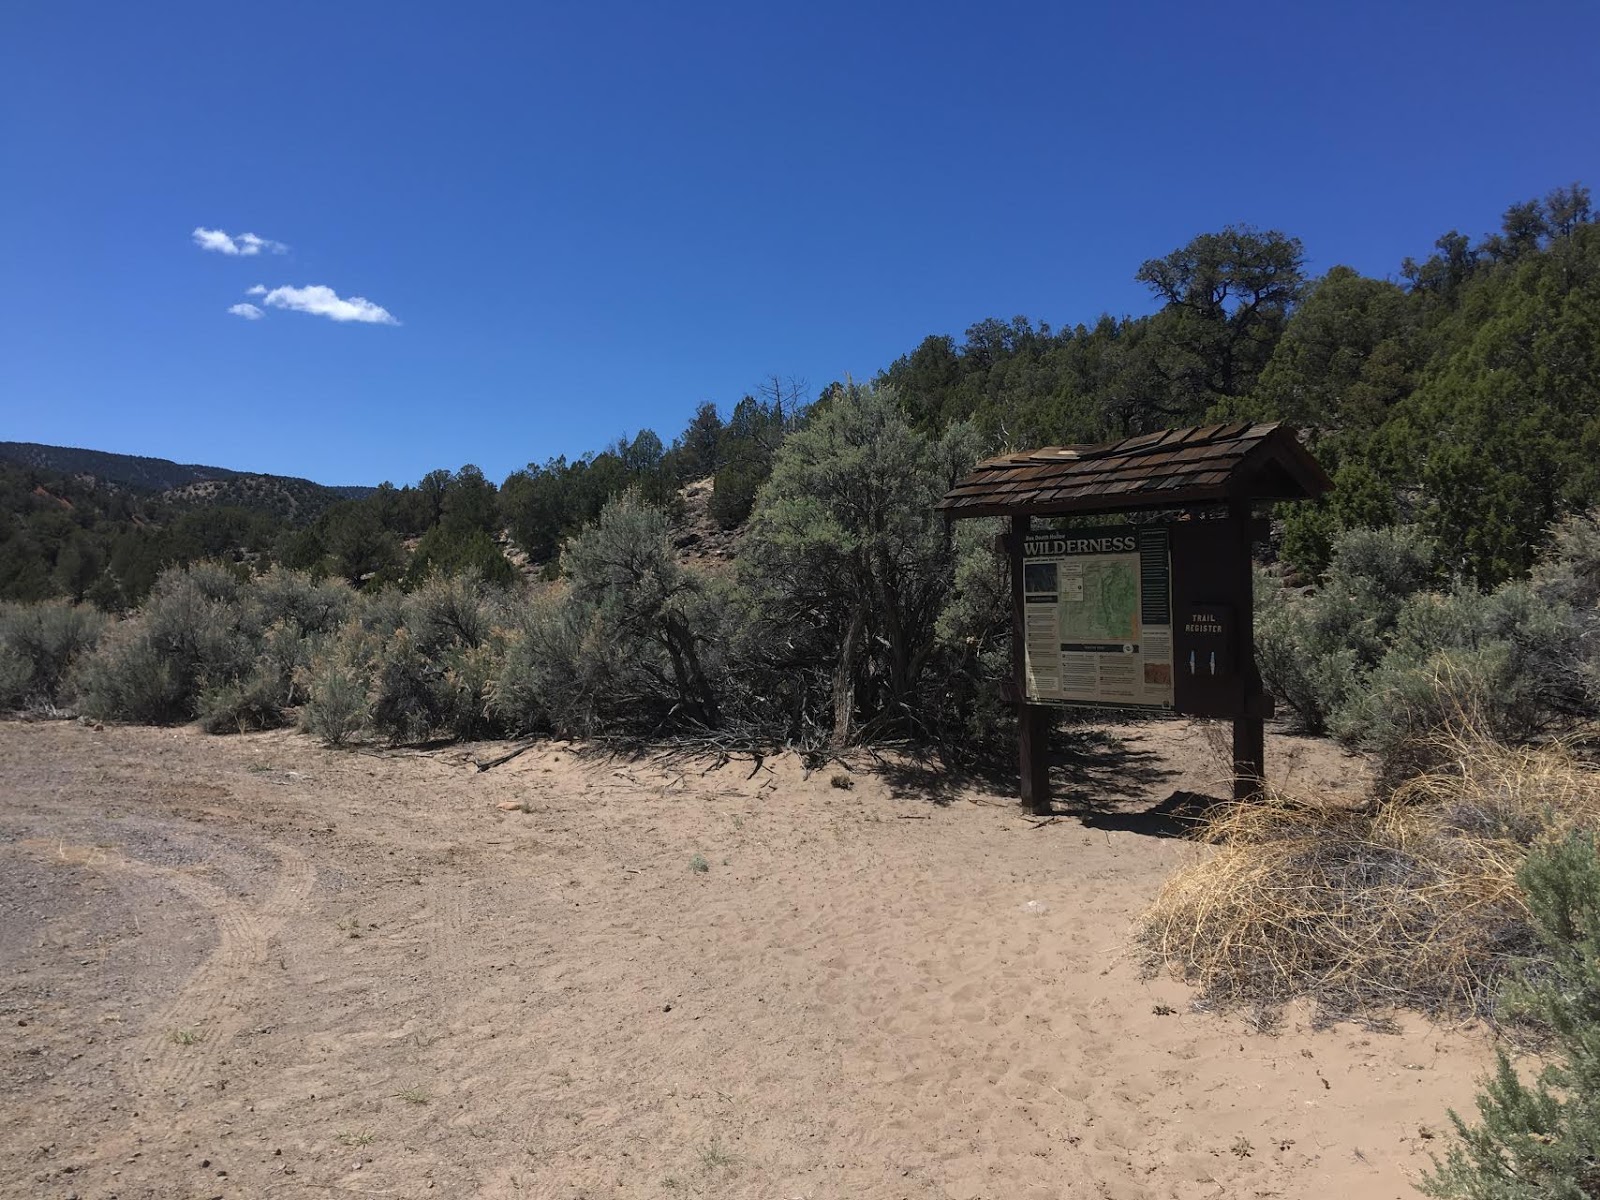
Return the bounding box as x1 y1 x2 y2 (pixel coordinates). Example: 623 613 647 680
1020 526 1173 710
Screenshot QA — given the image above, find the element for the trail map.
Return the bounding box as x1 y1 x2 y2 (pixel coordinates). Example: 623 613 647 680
1020 527 1173 710
1057 558 1140 642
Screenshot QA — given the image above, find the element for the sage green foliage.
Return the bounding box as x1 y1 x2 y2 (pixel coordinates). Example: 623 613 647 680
496 492 728 737
297 579 508 748
299 645 369 746
1334 583 1576 762
72 564 353 728
738 383 980 745
492 385 997 754
190 567 355 733
1258 522 1597 785
1532 510 1600 711
926 517 1014 762
0 601 105 709
75 563 259 724
1255 526 1443 734
1421 835 1600 1199
364 575 507 743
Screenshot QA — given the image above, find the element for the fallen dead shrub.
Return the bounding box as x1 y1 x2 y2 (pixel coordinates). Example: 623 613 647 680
1139 729 1600 1025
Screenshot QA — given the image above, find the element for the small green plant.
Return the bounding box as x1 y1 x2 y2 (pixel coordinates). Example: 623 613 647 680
336 916 363 939
689 853 709 874
335 1130 375 1147
169 1028 203 1046
394 1086 430 1105
1230 1136 1253 1159
829 772 853 790
699 1141 736 1170
1421 834 1600 1197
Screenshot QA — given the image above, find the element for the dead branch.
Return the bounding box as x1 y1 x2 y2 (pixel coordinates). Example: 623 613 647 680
475 742 539 772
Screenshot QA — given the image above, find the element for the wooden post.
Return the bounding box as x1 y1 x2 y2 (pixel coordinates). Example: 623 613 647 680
1010 515 1052 814
1019 705 1051 815
1229 500 1265 801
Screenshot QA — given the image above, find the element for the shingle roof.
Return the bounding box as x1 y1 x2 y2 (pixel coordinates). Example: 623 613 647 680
937 421 1331 519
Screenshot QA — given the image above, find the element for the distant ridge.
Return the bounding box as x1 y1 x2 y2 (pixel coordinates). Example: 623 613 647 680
0 441 373 498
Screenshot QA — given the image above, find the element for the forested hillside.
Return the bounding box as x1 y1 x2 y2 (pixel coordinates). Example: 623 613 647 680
880 182 1599 586
4 182 1596 609
0 441 372 497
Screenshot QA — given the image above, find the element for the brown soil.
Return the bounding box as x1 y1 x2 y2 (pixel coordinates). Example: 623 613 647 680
671 477 741 569
1 718 1495 1200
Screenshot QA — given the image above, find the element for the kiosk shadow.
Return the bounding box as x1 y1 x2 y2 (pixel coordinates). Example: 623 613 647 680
1067 788 1224 839
1048 728 1176 806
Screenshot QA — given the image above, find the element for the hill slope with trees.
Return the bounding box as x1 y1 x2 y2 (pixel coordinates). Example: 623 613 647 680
6 181 1597 614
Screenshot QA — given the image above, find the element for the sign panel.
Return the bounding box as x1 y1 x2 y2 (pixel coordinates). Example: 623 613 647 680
1179 603 1235 680
1020 526 1173 709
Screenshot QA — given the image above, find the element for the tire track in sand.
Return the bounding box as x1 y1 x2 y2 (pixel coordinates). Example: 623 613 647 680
423 873 474 1030
123 840 315 1099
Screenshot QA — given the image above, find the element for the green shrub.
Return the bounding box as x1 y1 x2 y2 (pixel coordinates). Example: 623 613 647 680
1256 521 1598 774
1334 583 1575 787
366 575 506 743
708 458 767 530
1533 509 1600 715
738 384 980 746
1253 571 1362 734
0 646 29 709
921 519 1014 765
198 668 289 734
72 626 188 723
491 592 568 735
254 567 354 639
0 601 106 709
300 635 371 746
74 564 260 723
1255 526 1443 733
71 563 363 730
496 493 728 737
369 630 445 742
1422 833 1600 1198
404 526 518 587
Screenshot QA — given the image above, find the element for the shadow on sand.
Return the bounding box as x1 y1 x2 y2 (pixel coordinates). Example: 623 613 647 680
873 724 1222 839
1039 725 1222 838
1065 788 1225 838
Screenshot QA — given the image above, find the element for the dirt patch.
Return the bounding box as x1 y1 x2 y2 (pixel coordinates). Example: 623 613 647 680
0 718 1490 1199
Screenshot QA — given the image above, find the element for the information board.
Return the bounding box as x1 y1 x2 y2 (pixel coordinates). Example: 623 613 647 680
1020 526 1174 709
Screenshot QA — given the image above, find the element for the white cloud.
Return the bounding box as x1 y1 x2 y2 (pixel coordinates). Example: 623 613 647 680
261 284 398 325
235 233 286 255
245 284 266 296
228 303 265 320
192 226 288 256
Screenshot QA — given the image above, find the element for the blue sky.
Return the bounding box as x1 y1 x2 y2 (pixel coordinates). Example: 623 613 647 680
3 1 1597 488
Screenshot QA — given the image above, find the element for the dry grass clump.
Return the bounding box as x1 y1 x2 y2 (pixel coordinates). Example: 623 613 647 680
1140 730 1600 1024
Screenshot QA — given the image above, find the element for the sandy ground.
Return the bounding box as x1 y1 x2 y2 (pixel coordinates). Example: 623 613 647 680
0 718 1499 1200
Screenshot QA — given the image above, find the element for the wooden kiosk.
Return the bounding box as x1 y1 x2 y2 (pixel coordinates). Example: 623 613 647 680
937 421 1331 811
